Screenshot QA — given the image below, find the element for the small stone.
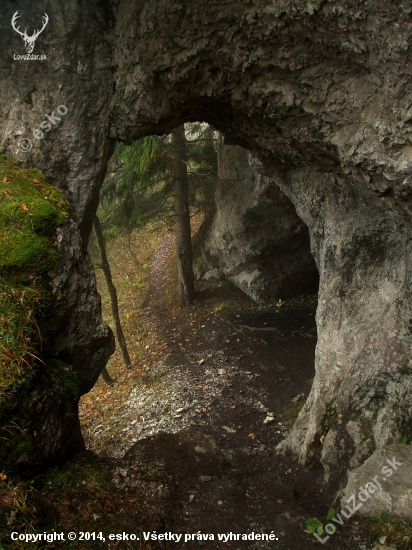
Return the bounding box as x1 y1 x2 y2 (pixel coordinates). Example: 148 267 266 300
199 475 212 483
218 500 223 505
263 416 275 424
222 426 236 433
189 494 195 502
218 369 225 375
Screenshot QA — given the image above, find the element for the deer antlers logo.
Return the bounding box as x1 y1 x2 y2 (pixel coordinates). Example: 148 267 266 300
11 11 49 53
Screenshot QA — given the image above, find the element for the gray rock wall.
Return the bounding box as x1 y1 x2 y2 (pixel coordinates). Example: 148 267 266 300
0 0 411 487
194 142 319 302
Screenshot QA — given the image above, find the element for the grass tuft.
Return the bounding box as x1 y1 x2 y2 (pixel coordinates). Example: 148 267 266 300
368 514 412 549
0 280 42 414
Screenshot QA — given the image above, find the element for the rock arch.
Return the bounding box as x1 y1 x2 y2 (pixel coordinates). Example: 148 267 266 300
1 0 411 484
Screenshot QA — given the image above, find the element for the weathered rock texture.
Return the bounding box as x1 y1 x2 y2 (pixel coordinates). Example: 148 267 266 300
340 445 412 522
0 0 411 491
194 142 319 302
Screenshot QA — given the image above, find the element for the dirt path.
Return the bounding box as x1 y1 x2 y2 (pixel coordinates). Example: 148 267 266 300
96 235 371 550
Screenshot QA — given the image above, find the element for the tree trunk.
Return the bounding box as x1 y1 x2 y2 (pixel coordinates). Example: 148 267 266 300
94 215 132 369
101 366 115 385
171 125 195 307
126 229 140 271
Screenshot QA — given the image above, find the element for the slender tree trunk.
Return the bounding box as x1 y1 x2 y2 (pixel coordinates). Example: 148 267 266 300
101 366 115 385
126 229 140 271
171 125 195 307
94 215 132 369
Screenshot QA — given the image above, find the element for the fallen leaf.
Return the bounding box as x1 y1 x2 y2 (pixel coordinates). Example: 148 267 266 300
22 203 28 211
320 435 325 445
248 433 255 438
201 408 207 413
230 405 236 409
253 373 261 377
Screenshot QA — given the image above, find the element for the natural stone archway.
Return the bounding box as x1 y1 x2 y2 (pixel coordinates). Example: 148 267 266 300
1 0 411 488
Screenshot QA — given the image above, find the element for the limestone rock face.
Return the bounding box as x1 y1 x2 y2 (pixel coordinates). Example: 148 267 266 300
194 143 319 302
340 445 412 521
0 0 411 488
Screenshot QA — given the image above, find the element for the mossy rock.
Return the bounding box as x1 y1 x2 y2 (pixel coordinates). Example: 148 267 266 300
0 155 71 282
0 156 71 418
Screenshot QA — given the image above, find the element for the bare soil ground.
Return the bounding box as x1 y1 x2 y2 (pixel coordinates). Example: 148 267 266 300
79 230 373 550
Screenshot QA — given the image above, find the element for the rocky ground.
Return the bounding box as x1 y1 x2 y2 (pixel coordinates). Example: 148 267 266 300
78 233 377 550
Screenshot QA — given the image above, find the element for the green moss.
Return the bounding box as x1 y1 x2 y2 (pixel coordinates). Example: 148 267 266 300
0 156 70 283
0 156 71 416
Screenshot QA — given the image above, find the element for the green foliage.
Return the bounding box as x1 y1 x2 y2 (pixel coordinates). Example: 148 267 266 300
326 507 335 521
305 517 324 536
98 123 217 239
0 279 41 414
305 508 335 536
